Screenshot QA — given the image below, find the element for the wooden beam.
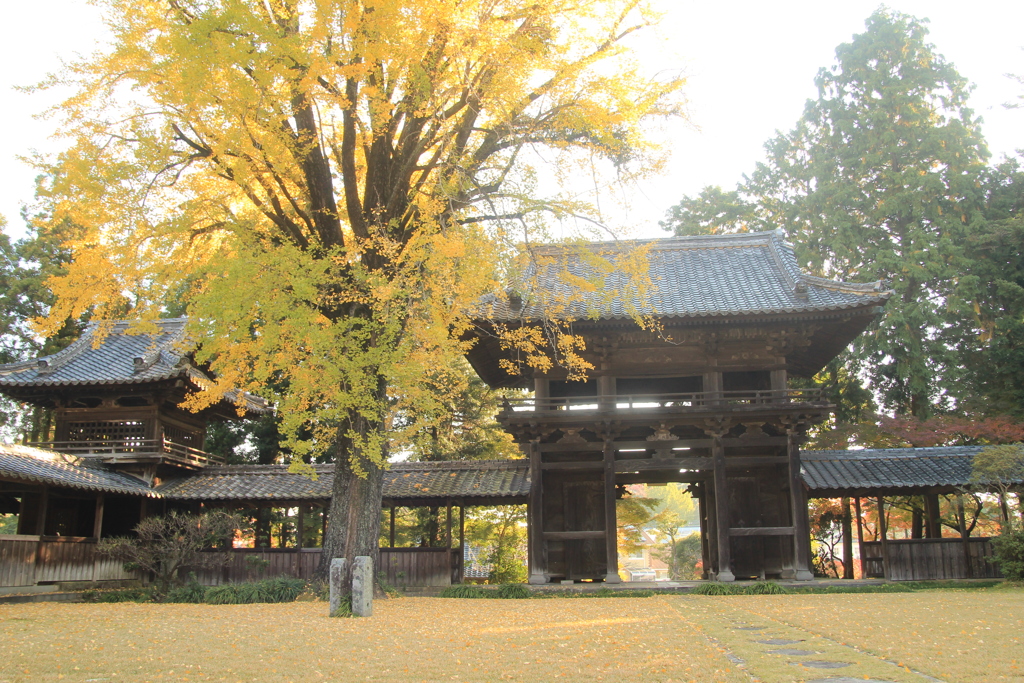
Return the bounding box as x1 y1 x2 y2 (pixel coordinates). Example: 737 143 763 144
723 455 789 468
712 435 734 581
543 530 607 541
614 457 713 472
540 460 603 470
539 439 713 453
603 440 621 584
841 497 854 580
389 505 396 549
728 526 794 537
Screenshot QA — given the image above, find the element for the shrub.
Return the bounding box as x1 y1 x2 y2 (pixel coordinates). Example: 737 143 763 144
97 510 243 592
204 577 305 605
165 576 208 603
691 582 742 596
990 531 1024 581
496 583 531 599
438 585 488 599
257 576 306 603
745 581 789 595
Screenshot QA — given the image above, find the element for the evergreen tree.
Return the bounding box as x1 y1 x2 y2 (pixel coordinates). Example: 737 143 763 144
665 10 991 419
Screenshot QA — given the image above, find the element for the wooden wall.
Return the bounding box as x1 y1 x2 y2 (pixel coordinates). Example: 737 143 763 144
862 538 1000 580
0 535 137 587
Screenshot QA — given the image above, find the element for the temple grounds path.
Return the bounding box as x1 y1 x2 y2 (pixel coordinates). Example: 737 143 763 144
0 590 1020 682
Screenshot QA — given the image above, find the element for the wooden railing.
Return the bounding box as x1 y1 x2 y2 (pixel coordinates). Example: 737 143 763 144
501 388 826 414
29 438 224 468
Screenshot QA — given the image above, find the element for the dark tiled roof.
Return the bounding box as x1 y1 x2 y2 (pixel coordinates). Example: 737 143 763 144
384 460 530 501
801 446 994 493
479 231 890 321
156 459 531 503
0 318 269 413
0 443 157 496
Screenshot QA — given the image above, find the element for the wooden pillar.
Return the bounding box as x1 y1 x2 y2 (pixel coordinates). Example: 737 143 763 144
389 506 396 548
294 506 305 576
854 496 865 578
534 377 550 407
712 434 734 581
528 441 546 584
877 496 889 580
139 497 149 523
788 433 813 581
458 503 466 584
841 497 853 580
321 505 328 545
770 364 788 396
91 492 106 583
703 477 719 578
597 375 615 411
93 494 105 540
703 369 722 407
696 483 711 580
35 486 49 536
911 503 924 539
923 493 941 539
955 494 973 579
603 440 622 583
445 499 453 550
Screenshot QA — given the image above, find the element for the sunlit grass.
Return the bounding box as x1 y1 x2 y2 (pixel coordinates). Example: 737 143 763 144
0 598 745 682
1 589 1018 682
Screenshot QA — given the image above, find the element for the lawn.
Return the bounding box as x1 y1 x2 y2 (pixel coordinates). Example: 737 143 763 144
0 588 1020 682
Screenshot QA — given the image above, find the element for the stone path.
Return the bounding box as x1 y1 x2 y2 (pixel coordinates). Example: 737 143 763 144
665 597 944 683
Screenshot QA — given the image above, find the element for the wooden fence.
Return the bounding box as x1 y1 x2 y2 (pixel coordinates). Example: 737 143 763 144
0 535 137 587
1 538 464 588
862 537 1000 580
192 547 461 587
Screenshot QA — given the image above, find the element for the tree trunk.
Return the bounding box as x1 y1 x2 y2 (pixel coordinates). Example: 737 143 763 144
315 416 387 587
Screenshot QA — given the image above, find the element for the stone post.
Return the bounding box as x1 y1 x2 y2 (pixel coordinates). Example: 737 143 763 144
352 555 373 617
328 557 347 617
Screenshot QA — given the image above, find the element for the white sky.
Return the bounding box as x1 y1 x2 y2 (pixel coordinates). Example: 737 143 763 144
0 0 1021 241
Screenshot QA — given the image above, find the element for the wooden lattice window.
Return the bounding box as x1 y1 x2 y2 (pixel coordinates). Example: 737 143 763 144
67 420 147 447
163 424 202 449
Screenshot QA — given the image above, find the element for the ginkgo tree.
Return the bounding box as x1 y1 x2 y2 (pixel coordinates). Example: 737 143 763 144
35 0 683 582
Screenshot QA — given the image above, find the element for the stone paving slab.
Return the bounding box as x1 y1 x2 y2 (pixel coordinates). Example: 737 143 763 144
794 660 854 669
666 597 938 683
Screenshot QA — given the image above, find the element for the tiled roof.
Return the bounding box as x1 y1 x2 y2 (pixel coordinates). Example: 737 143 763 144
0 443 157 496
479 231 890 321
156 459 531 503
384 460 530 502
0 319 269 413
800 446 998 493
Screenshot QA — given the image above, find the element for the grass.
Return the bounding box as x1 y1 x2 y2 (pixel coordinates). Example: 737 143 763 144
1 586 1019 682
